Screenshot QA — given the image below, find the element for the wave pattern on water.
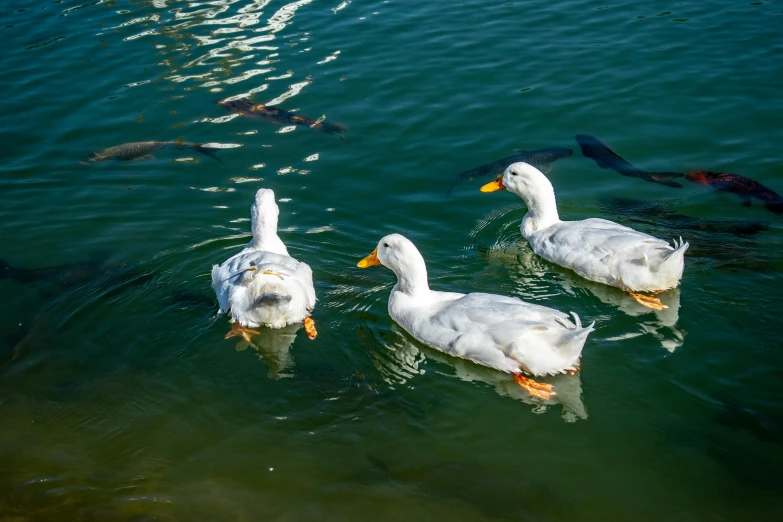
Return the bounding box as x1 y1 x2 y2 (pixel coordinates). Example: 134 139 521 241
3 0 783 520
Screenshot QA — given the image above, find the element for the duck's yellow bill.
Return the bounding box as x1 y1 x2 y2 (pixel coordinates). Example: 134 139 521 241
480 176 506 192
357 247 381 268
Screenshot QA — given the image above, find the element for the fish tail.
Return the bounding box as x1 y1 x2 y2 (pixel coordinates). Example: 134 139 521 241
764 200 783 214
195 144 223 164
79 153 101 164
319 121 349 134
0 258 15 279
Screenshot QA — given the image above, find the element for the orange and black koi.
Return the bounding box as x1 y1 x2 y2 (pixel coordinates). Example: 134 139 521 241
685 171 783 215
218 98 348 136
575 134 684 188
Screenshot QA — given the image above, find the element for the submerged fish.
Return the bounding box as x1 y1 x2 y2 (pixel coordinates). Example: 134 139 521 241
575 134 684 187
81 140 222 164
1 257 108 286
685 170 783 215
217 98 348 136
363 454 569 521
600 197 769 237
447 147 572 195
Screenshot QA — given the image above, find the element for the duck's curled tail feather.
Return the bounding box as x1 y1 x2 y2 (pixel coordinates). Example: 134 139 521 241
663 237 690 261
558 312 594 366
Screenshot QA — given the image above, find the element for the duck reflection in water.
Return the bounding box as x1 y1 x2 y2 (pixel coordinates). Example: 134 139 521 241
371 323 588 422
479 240 685 352
230 323 301 379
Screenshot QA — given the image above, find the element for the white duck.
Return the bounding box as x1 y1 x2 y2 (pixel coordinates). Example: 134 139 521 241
357 233 593 399
211 188 317 341
481 162 688 310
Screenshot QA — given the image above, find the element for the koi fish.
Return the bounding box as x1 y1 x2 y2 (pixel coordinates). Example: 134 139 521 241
685 171 783 215
575 134 684 187
81 140 222 164
217 98 348 136
447 147 573 195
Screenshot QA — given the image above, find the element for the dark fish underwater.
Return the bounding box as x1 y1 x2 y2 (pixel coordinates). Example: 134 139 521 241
575 134 684 187
599 197 769 237
217 98 348 137
0 256 119 287
447 147 573 195
685 170 783 215
81 140 222 164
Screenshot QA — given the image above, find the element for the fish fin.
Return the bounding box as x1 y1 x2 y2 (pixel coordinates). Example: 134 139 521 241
136 154 155 161
655 178 683 188
537 162 552 174
446 178 460 196
512 148 530 154
366 454 393 476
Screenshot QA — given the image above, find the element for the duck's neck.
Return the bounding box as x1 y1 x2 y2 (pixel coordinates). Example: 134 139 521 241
249 207 289 256
391 250 431 298
519 180 560 237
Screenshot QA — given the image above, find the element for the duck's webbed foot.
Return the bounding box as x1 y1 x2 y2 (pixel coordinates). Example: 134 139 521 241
225 322 261 342
304 317 317 340
514 374 556 400
626 291 668 310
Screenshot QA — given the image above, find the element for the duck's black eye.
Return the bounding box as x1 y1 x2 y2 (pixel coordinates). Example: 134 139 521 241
383 242 389 248
511 171 517 176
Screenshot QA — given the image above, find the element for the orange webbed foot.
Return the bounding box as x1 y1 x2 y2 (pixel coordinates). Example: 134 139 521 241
225 322 260 342
514 374 556 400
626 291 668 310
304 317 317 340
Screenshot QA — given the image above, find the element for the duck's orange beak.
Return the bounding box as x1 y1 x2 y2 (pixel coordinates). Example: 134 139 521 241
480 176 506 192
357 247 380 268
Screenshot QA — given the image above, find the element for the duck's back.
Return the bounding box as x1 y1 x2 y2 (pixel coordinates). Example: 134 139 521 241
399 292 584 375
527 218 675 288
212 249 315 327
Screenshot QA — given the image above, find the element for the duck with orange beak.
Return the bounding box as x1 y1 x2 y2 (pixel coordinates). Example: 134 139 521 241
357 233 593 400
481 162 689 310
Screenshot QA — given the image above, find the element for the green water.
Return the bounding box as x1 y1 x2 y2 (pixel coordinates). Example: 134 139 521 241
2 0 782 520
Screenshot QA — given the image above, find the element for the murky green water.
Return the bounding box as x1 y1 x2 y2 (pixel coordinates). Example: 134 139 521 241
1 1 782 520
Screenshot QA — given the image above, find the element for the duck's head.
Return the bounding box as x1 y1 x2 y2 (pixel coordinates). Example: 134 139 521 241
480 161 551 198
250 188 281 241
253 188 278 215
357 233 416 270
357 234 430 293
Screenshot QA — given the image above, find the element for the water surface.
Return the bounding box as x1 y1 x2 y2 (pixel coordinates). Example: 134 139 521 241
1 1 782 520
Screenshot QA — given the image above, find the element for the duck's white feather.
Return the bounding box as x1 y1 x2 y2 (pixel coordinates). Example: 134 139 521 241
211 189 315 328
366 234 593 376
498 162 688 292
